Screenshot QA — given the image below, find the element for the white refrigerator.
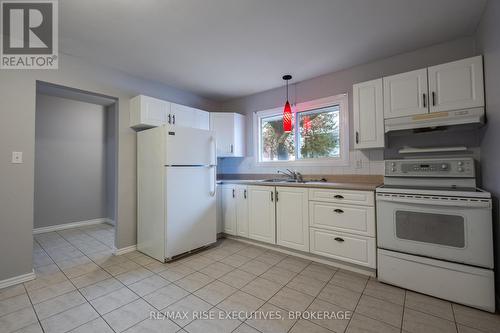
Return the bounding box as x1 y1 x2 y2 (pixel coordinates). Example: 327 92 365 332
137 125 217 261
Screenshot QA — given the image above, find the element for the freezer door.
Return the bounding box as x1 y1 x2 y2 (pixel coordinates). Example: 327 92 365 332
164 126 216 166
165 166 217 259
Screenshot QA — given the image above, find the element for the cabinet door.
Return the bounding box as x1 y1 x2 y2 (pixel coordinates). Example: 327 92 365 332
248 185 276 244
221 185 237 236
193 108 210 130
276 187 309 252
236 185 249 237
353 79 385 149
428 56 484 113
170 103 194 128
210 113 235 157
130 95 169 129
383 69 429 119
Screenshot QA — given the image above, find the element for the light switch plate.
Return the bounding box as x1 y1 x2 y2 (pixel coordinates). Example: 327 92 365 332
11 151 23 164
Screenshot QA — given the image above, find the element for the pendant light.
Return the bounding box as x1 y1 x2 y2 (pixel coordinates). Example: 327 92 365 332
282 75 292 133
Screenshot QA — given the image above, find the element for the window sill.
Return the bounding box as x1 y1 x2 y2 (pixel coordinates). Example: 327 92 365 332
255 157 349 167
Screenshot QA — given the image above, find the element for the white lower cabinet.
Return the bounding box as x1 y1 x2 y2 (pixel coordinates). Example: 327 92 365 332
236 186 249 237
276 187 309 252
221 185 237 235
248 185 276 244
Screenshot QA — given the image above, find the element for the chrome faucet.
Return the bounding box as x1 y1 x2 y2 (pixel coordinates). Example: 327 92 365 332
277 169 303 182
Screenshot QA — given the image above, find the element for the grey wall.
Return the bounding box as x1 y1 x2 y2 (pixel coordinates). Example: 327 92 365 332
105 104 117 223
0 53 217 281
218 37 478 175
34 94 108 229
476 0 500 304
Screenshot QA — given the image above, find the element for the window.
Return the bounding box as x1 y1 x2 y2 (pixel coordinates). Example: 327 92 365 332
255 94 349 166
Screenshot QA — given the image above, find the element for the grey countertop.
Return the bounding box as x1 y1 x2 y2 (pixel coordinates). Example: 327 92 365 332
216 179 382 191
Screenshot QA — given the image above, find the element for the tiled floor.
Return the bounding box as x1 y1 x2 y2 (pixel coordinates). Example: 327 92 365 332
1 223 499 333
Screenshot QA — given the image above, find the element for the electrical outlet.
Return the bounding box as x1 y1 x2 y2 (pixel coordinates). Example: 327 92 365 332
11 151 23 164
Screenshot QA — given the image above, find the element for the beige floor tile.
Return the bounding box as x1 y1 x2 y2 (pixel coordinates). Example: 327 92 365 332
355 295 403 328
129 254 157 266
78 278 123 301
33 290 86 320
300 263 337 282
70 268 111 289
232 323 261 333
318 282 361 310
0 285 27 302
143 261 170 274
287 274 327 297
183 257 214 271
403 308 457 333
275 257 310 273
193 280 236 305
219 254 251 268
405 291 454 321
239 260 272 276
457 324 485 333
0 294 31 317
62 262 101 279
255 251 286 265
217 290 265 313
175 272 214 293
159 265 196 282
13 322 44 333
269 287 314 312
103 261 141 276
199 262 234 279
128 275 170 297
289 319 332 333
28 280 76 304
307 298 351 332
40 303 99 333
245 303 296 333
218 269 256 289
103 299 155 332
201 248 232 261
0 306 38 333
163 295 212 327
260 267 297 286
184 314 241 333
330 270 368 293
68 318 114 333
115 267 154 285
143 284 190 310
346 313 400 333
124 317 181 332
90 287 138 315
363 280 405 306
236 246 266 259
24 272 68 292
452 304 500 333
241 277 282 301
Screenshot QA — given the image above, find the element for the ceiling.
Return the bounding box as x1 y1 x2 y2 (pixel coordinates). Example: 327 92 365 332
59 0 487 101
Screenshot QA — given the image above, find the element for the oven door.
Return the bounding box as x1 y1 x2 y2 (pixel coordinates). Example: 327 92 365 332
376 193 493 268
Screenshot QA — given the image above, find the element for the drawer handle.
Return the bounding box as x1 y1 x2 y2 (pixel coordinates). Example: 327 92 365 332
334 237 345 242
334 195 344 199
333 209 344 214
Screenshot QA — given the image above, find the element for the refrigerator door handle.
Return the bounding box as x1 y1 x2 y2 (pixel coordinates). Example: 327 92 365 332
209 166 216 197
210 136 217 166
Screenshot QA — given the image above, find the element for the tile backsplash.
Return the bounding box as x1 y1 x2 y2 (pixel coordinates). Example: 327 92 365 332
217 149 385 175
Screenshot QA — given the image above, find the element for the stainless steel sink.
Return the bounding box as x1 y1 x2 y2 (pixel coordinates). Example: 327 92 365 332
259 178 328 184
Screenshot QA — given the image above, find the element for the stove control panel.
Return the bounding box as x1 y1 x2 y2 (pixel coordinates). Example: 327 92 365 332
385 158 475 177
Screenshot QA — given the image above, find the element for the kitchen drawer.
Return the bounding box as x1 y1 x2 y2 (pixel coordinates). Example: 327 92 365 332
309 188 374 206
310 228 376 268
309 201 375 237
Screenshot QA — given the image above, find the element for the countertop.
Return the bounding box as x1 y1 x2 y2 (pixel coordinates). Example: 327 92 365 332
216 178 382 191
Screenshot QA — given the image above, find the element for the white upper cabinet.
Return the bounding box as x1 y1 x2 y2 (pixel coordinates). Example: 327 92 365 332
210 112 246 157
353 78 385 149
383 68 429 119
130 95 170 129
248 185 275 244
428 56 484 113
170 103 210 130
276 187 309 252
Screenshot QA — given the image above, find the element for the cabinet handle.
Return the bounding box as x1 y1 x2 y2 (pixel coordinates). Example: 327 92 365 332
334 237 345 242
423 93 427 108
173 114 176 125
276 191 279 202
432 91 436 106
230 144 234 154
271 191 274 202
334 195 344 199
232 189 235 198
168 114 171 124
355 131 359 144
244 189 247 199
333 209 344 214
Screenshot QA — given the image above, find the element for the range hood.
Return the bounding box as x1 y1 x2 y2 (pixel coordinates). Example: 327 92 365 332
384 107 485 133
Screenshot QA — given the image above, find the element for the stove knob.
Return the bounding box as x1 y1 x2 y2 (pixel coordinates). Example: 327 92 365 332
391 162 396 167
391 168 396 172
457 161 463 166
458 167 464 172
441 164 448 170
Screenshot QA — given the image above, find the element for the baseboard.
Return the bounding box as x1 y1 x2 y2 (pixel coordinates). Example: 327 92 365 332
113 245 137 256
0 270 35 289
105 219 115 226
33 218 113 234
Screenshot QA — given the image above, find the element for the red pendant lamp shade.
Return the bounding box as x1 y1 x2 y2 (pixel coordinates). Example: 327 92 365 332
283 100 292 133
282 75 293 133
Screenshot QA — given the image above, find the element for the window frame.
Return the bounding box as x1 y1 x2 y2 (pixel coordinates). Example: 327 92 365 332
253 94 349 167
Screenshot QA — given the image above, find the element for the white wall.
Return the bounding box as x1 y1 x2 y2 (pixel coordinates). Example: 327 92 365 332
0 53 216 281
218 37 477 175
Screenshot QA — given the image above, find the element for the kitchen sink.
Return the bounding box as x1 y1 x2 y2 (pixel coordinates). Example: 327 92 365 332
259 178 327 184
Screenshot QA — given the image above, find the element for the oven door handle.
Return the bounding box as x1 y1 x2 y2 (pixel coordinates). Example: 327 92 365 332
376 195 491 208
